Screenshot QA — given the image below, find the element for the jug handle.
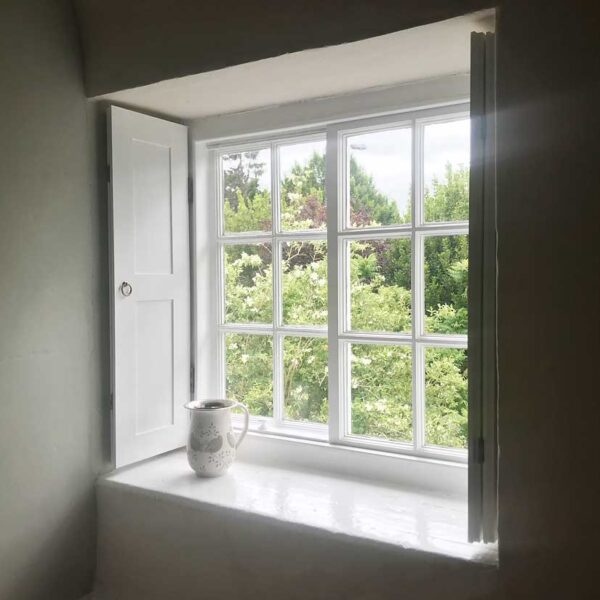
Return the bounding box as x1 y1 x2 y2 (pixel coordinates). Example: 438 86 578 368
234 402 250 448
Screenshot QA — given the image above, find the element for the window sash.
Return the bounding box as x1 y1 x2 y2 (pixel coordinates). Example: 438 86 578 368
215 103 470 462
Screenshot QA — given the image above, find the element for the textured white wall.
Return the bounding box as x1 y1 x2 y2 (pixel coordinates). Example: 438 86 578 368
0 1 108 598
84 1 599 597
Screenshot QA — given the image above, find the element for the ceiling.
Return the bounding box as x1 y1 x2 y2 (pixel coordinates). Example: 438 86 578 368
96 11 494 121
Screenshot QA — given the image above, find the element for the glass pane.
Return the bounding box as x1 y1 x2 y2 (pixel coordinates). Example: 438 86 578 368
222 148 271 233
424 235 468 335
425 347 468 449
225 334 273 417
347 127 412 228
350 344 412 442
280 140 326 231
224 243 272 323
283 337 328 424
282 240 327 326
350 238 411 333
423 119 470 222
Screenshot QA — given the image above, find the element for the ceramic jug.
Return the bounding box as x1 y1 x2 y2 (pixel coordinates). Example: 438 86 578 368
184 399 250 477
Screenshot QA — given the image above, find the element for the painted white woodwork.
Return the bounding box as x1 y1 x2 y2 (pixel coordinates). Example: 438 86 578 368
206 103 469 463
467 32 498 543
108 106 189 467
190 76 495 517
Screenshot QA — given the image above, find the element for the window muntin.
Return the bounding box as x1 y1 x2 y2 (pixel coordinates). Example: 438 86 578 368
215 106 469 460
217 133 329 438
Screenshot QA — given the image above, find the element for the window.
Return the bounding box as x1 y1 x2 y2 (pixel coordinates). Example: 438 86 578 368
214 105 470 461
217 135 329 439
108 34 497 545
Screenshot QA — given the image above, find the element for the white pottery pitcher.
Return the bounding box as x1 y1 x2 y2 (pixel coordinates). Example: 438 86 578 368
184 399 250 477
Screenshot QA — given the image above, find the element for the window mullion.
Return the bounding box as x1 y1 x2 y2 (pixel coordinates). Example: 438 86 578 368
214 106 473 461
413 120 425 453
413 234 425 453
272 141 281 236
273 331 284 425
218 331 226 398
327 125 343 444
271 143 285 426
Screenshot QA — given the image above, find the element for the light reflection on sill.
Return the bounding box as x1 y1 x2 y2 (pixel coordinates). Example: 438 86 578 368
102 449 497 565
235 416 467 466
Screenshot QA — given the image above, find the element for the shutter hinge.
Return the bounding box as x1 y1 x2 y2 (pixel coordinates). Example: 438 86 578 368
474 437 485 464
190 364 195 395
188 176 193 203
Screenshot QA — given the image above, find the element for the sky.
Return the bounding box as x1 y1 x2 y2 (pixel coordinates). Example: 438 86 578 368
348 118 470 216
229 118 470 217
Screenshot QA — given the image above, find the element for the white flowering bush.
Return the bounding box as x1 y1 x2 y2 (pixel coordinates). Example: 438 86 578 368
223 152 469 448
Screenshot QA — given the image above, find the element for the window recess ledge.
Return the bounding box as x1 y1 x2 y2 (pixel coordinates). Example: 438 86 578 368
99 448 497 566
236 430 467 496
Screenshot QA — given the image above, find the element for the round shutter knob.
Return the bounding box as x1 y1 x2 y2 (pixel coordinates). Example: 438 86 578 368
120 281 133 297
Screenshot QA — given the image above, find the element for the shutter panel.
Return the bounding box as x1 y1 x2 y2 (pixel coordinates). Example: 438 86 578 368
108 106 190 468
468 32 498 543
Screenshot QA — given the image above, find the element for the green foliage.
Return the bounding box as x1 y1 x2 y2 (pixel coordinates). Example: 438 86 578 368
284 337 328 423
424 236 469 335
281 153 326 230
226 334 273 417
282 241 328 326
349 156 409 226
425 348 468 448
424 164 469 222
350 240 411 333
225 244 272 323
351 345 413 441
224 189 271 233
223 151 271 232
223 151 266 207
224 150 469 449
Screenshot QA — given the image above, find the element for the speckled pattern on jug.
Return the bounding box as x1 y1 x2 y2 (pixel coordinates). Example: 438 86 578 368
187 420 236 476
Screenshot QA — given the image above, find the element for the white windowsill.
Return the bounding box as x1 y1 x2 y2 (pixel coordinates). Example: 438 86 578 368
99 448 497 566
236 430 467 496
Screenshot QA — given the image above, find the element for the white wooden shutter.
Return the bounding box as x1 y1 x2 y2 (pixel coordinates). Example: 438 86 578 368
108 106 190 468
468 32 498 543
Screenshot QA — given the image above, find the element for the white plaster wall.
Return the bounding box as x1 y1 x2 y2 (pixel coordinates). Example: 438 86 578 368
77 2 600 597
0 1 108 598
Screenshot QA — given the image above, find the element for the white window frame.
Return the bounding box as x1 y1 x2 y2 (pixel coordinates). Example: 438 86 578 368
209 102 470 464
214 131 329 442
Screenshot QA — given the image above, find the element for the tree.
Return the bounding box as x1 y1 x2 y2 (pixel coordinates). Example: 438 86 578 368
280 153 326 230
223 151 271 232
223 150 470 449
349 156 407 226
223 151 265 210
